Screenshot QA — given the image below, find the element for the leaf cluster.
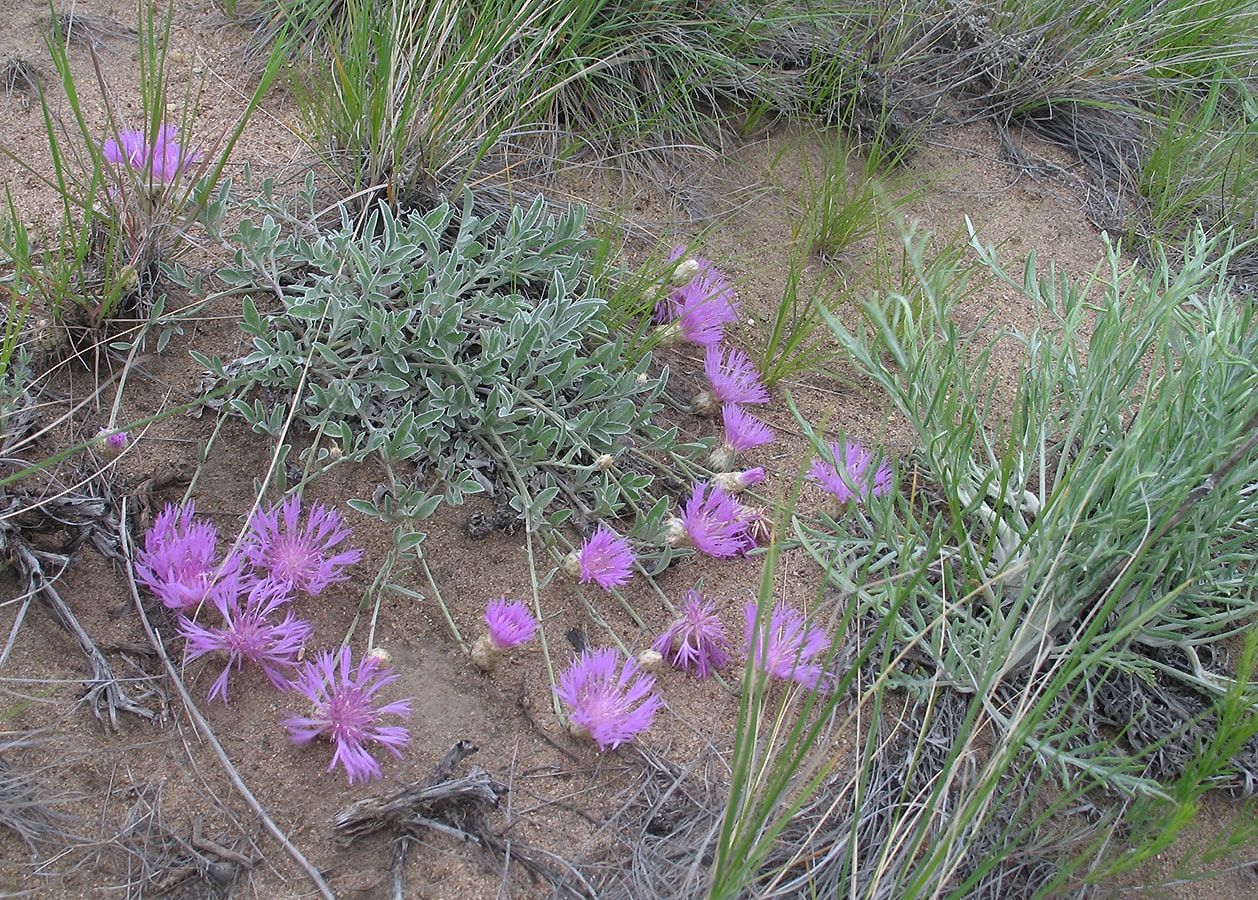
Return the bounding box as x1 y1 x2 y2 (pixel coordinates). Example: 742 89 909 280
185 176 681 536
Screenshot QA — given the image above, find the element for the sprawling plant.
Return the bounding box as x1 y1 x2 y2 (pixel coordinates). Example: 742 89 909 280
183 175 684 543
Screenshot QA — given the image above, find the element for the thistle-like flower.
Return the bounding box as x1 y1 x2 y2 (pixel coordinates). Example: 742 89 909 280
709 404 775 471
135 502 239 615
471 598 538 671
653 261 740 348
693 345 770 414
242 495 364 596
807 441 894 512
560 524 635 590
664 482 758 558
92 427 129 457
744 601 834 691
283 646 412 785
652 589 732 679
103 124 200 183
179 576 311 704
555 648 662 751
712 467 766 494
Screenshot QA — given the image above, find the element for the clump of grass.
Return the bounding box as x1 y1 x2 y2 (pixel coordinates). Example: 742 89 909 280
698 221 1258 896
0 1 285 347
754 245 845 387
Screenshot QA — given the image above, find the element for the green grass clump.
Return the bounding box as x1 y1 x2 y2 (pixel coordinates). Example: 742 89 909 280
704 223 1258 897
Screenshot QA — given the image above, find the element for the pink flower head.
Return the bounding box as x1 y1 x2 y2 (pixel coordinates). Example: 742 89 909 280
571 524 635 590
484 598 537 650
243 495 364 595
283 646 412 785
92 427 129 455
135 502 241 614
723 405 775 451
555 648 662 751
668 482 758 558
703 345 770 406
808 441 894 507
653 260 740 347
652 589 732 679
710 404 776 472
179 576 312 704
103 124 200 183
744 601 834 692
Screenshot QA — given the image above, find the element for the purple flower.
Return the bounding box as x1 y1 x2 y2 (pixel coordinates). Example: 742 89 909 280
807 441 894 508
485 598 537 650
103 124 200 183
666 482 758 558
135 502 240 614
711 404 775 470
652 589 732 679
565 524 635 590
93 427 129 456
283 646 412 785
179 576 312 703
701 345 770 407
242 495 364 595
653 260 740 347
555 648 662 751
723 405 775 451
744 602 834 691
472 598 538 672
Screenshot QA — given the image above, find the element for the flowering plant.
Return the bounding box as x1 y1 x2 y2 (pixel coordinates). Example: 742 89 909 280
283 647 412 784
555 648 662 750
653 589 732 679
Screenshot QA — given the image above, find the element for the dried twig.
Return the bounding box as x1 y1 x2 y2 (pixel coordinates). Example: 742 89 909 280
7 535 156 729
333 740 592 898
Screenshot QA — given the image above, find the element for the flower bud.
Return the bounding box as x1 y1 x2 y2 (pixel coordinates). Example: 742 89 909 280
690 390 718 418
91 428 129 458
470 635 503 672
560 551 582 581
567 719 593 743
32 317 68 354
668 258 701 286
636 648 666 675
663 516 690 549
707 443 736 472
713 467 766 494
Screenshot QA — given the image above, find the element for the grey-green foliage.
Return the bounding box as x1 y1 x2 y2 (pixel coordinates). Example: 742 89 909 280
809 224 1258 786
184 173 676 534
